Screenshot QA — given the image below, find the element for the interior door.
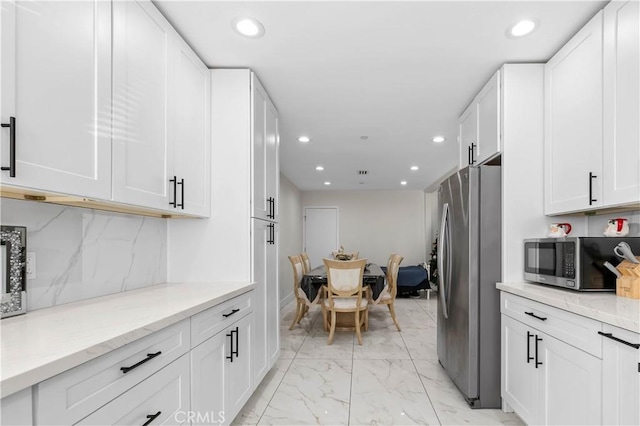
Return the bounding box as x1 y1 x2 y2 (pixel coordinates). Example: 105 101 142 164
304 207 338 269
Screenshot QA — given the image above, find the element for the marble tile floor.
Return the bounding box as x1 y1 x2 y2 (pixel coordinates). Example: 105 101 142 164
233 296 523 426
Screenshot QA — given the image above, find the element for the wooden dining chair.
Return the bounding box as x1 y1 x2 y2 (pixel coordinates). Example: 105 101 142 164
300 252 311 274
371 254 403 331
322 258 368 345
288 254 319 330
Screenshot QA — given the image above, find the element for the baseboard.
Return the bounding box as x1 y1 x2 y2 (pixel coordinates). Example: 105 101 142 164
280 292 294 309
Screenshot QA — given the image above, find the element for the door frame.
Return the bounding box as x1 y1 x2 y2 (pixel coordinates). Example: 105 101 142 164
302 206 339 256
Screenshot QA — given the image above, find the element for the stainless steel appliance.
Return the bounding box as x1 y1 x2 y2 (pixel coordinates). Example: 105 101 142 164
437 164 501 409
524 237 640 291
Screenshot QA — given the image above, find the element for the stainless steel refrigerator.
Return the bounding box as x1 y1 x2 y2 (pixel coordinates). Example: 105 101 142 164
437 164 502 409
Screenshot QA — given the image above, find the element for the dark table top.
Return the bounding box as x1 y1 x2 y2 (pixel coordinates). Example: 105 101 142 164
301 264 386 302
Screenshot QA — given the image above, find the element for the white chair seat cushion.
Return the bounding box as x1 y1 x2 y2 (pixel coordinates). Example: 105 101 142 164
324 297 368 310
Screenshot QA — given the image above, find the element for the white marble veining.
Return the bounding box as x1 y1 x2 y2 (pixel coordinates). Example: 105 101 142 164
350 359 440 425
235 296 522 425
259 359 353 425
497 282 640 333
0 198 167 310
0 281 254 398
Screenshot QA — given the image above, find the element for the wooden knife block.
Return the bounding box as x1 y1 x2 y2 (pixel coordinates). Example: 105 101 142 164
616 258 640 299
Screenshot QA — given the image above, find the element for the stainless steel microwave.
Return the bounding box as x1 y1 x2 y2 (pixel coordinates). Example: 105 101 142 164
523 237 640 291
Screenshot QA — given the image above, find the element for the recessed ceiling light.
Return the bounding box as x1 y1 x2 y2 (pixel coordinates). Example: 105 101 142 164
315 166 324 171
400 181 407 186
410 166 419 171
324 181 331 186
298 136 310 143
232 17 265 38
508 19 537 37
432 136 445 143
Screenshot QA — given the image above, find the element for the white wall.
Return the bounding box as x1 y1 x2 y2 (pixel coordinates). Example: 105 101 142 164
0 198 167 311
278 174 303 305
425 191 439 249
301 190 426 266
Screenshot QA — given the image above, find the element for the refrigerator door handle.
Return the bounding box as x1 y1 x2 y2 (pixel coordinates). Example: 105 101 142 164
438 203 450 319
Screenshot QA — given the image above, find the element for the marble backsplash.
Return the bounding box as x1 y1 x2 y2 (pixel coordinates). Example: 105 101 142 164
0 198 167 311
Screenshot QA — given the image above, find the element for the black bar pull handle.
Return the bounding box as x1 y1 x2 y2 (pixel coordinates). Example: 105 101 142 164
527 331 534 363
120 351 162 374
589 172 597 205
226 329 235 362
525 311 548 321
1 116 16 177
142 411 162 426
598 331 640 349
470 143 476 164
169 176 177 208
177 178 184 209
233 326 239 357
267 223 275 245
222 308 240 318
267 197 275 219
468 145 472 165
535 335 543 368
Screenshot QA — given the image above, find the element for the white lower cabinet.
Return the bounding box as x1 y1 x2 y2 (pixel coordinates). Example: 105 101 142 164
501 293 603 425
77 354 190 425
190 292 253 425
36 319 190 425
538 331 602 425
0 387 32 426
601 324 640 425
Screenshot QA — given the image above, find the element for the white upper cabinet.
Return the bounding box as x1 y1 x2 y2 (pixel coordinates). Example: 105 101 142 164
112 0 173 211
459 102 477 169
1 0 210 217
458 70 501 169
0 1 112 199
251 75 279 222
545 11 603 215
476 71 501 164
171 37 211 217
603 0 640 207
545 3 639 215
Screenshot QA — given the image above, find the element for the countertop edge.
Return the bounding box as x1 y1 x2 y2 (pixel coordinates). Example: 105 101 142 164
0 282 255 399
497 282 640 333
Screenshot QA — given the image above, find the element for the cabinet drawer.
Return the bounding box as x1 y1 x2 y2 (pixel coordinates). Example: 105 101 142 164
77 354 190 425
501 292 602 357
36 319 190 425
191 291 252 348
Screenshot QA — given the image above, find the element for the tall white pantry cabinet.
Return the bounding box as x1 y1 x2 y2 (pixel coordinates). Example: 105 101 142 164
168 68 280 389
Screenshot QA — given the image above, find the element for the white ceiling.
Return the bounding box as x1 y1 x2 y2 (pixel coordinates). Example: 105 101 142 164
155 0 607 191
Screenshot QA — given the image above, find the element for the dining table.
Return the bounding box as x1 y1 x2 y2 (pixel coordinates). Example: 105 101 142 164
301 263 386 302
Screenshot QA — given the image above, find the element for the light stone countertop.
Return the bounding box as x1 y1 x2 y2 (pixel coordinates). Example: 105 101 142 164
497 282 640 333
0 281 255 399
